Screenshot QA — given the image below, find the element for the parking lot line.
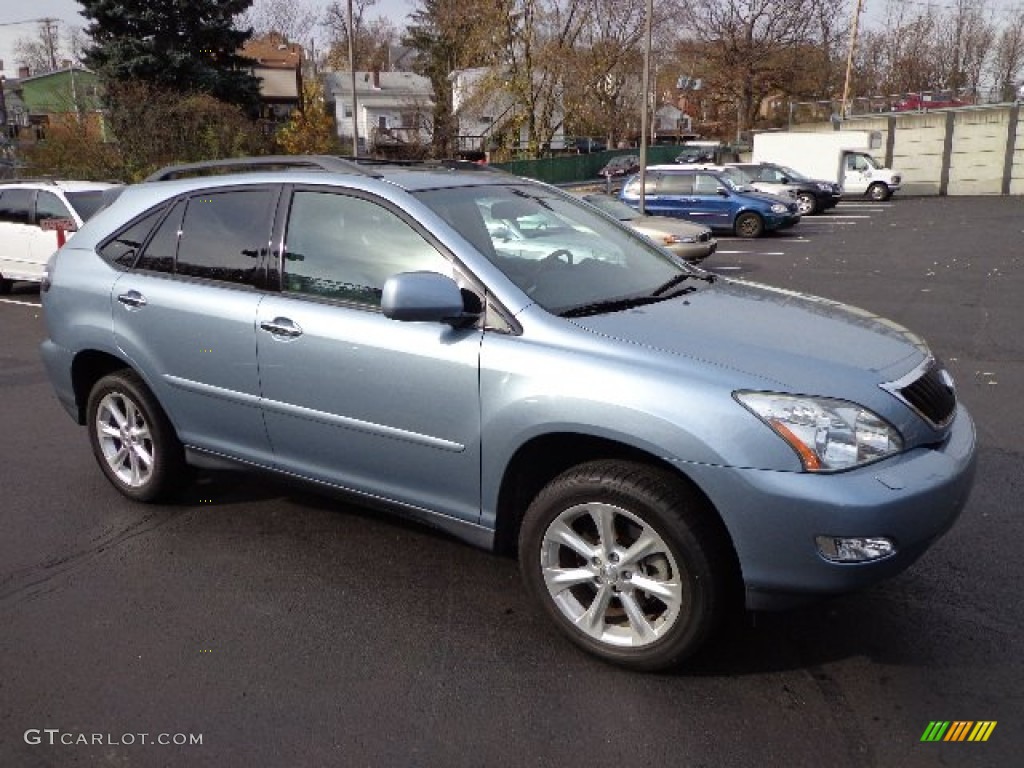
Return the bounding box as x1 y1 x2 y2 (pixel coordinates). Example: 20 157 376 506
0 297 41 308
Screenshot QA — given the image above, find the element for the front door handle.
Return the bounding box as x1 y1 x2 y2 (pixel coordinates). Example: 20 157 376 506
260 317 303 338
117 290 147 308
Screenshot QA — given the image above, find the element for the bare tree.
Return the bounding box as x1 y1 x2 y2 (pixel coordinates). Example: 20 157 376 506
323 0 399 71
990 4 1024 100
238 0 319 45
936 0 994 95
679 0 820 137
14 18 69 74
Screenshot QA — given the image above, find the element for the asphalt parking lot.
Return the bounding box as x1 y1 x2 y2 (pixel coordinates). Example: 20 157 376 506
1 195 1021 767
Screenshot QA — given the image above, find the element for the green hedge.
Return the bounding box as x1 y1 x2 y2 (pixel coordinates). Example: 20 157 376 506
493 146 684 184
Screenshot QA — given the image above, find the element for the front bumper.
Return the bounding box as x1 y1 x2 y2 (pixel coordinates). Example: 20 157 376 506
765 213 801 231
681 404 977 610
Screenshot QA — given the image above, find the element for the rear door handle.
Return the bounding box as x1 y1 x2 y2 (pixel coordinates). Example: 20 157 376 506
260 317 303 338
117 290 147 308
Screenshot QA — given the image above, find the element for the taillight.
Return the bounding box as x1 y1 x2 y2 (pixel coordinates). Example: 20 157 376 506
41 252 57 293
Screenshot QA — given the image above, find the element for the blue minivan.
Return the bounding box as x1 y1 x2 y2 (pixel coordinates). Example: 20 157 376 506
621 166 800 238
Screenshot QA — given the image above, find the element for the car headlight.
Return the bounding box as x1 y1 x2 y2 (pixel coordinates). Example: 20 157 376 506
735 392 903 471
816 183 833 191
770 203 788 214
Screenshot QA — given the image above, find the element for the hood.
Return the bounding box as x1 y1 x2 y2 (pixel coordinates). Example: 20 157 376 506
566 279 927 391
631 215 709 237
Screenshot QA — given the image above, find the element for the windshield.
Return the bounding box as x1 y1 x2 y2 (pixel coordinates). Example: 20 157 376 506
64 191 111 221
777 165 807 180
717 167 752 188
580 194 641 221
415 184 696 315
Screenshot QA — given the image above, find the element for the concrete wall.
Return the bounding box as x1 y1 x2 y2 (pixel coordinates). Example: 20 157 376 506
891 114 947 195
790 103 1024 196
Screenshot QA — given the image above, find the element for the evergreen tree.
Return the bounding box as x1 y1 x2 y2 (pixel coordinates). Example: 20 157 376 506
80 0 261 112
404 0 491 157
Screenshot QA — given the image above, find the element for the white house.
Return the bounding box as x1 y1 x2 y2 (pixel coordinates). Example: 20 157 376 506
450 67 566 153
325 70 434 153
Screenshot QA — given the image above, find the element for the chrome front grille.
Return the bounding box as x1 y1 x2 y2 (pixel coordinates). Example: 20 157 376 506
886 360 957 427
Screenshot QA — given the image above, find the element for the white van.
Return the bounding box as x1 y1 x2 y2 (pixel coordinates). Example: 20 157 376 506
0 180 120 293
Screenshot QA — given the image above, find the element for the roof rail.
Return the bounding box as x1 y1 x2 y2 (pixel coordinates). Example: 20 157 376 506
142 155 379 182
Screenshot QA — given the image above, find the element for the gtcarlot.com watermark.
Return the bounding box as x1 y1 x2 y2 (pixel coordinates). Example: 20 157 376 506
25 729 203 747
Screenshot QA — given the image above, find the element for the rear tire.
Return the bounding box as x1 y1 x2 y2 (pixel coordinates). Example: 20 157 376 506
519 460 735 671
87 370 187 502
734 212 764 238
0 275 12 294
867 183 891 201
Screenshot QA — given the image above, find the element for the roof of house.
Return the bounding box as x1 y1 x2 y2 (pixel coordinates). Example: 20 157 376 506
325 71 433 103
241 34 303 69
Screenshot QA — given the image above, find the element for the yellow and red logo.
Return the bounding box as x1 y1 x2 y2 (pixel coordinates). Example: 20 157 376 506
921 721 996 742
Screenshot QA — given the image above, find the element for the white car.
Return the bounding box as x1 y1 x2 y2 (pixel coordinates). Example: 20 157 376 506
0 179 120 292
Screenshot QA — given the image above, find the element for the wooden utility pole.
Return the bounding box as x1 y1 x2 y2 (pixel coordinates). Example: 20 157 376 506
841 0 865 119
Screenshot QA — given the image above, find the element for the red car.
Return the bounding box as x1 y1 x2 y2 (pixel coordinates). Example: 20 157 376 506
893 92 969 111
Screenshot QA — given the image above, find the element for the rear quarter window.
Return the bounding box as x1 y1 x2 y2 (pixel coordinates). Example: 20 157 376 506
175 189 276 285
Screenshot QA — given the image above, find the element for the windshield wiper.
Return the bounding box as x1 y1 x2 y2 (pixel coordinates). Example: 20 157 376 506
560 294 676 318
650 271 716 296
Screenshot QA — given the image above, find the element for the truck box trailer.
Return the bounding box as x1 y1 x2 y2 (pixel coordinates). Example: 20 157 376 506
751 130 901 201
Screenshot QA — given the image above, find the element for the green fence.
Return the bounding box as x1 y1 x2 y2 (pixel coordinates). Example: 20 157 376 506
493 145 685 184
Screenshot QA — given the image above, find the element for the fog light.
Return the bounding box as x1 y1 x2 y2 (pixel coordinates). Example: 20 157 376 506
815 536 896 562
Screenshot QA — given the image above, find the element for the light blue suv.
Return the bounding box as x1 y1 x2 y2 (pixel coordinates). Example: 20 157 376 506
40 156 976 671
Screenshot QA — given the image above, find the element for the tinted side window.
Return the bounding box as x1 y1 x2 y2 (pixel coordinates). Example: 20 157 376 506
135 201 185 274
283 191 451 306
98 207 167 268
657 174 693 195
35 191 74 223
176 190 274 285
0 189 34 224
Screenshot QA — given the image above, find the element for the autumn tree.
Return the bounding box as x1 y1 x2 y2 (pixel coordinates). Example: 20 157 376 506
274 78 341 154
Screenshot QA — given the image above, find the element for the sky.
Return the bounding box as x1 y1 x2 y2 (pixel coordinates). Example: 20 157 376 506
5 0 1024 79
0 0 417 78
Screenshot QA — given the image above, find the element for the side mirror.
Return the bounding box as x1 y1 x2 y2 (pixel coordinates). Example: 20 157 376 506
381 271 480 328
716 186 730 196
780 176 790 184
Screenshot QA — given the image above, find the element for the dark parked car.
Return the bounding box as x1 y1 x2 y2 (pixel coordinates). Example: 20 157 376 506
727 162 842 215
598 154 641 177
574 137 608 153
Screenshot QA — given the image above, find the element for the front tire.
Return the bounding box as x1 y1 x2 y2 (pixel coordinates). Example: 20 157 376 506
519 460 734 671
867 182 891 201
87 370 186 502
734 212 764 238
796 192 818 216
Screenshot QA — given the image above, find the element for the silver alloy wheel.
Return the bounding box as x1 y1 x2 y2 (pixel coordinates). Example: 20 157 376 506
94 392 155 489
797 193 816 215
540 502 683 648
